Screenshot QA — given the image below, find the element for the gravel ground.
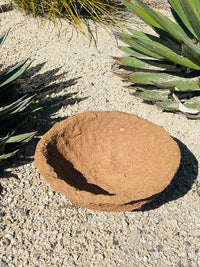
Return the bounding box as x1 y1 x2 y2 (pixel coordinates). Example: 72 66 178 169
0 1 200 266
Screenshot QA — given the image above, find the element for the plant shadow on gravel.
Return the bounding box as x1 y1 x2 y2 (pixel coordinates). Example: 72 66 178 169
0 61 87 176
20 62 87 132
138 138 198 211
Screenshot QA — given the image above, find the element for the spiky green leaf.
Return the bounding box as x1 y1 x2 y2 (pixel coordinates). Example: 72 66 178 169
194 0 200 20
0 132 36 162
173 93 200 114
0 60 31 90
184 96 200 109
168 0 196 38
129 72 180 84
0 30 9 46
122 0 162 29
6 132 36 144
155 78 200 91
140 89 171 101
123 0 189 43
0 134 11 154
129 71 200 91
115 0 200 119
132 37 200 69
118 34 163 59
182 42 200 66
156 100 178 111
179 0 200 41
128 29 182 55
0 95 34 120
0 150 19 161
118 57 180 72
185 102 200 109
119 46 149 58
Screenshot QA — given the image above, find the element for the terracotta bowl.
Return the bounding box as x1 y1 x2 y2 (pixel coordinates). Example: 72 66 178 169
34 111 180 211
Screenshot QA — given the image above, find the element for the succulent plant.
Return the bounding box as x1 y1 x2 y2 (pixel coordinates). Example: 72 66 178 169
114 0 200 118
0 30 37 162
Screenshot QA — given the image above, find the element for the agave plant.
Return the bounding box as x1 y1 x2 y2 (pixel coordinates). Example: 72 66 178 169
114 0 200 118
0 30 37 162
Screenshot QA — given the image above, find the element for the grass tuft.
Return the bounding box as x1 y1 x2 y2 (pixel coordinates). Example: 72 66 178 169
13 0 124 39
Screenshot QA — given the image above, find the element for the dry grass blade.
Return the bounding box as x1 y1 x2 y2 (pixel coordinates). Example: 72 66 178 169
13 0 125 40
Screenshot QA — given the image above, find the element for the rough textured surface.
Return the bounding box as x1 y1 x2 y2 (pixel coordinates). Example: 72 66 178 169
35 111 180 211
0 0 200 266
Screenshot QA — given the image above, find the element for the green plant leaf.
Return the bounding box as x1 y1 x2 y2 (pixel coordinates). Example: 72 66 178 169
0 134 10 144
0 59 31 90
184 96 200 108
129 72 200 91
140 89 171 101
187 0 198 11
156 100 178 111
6 132 36 144
128 29 182 55
179 0 200 42
185 102 200 109
0 95 34 120
0 150 19 161
156 78 200 91
182 42 200 66
129 72 200 87
0 30 9 46
122 0 162 29
0 134 11 154
115 0 200 119
117 56 180 72
0 30 38 161
168 0 196 38
194 0 200 20
129 72 179 84
172 93 200 114
119 46 150 58
123 0 189 43
0 132 36 162
119 34 163 59
132 37 200 69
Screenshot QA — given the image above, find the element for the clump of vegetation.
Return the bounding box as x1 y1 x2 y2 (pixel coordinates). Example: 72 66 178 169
115 0 200 119
13 0 123 39
0 30 37 162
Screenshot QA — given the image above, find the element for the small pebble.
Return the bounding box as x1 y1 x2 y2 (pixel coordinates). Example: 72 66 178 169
0 260 7 267
3 238 11 246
